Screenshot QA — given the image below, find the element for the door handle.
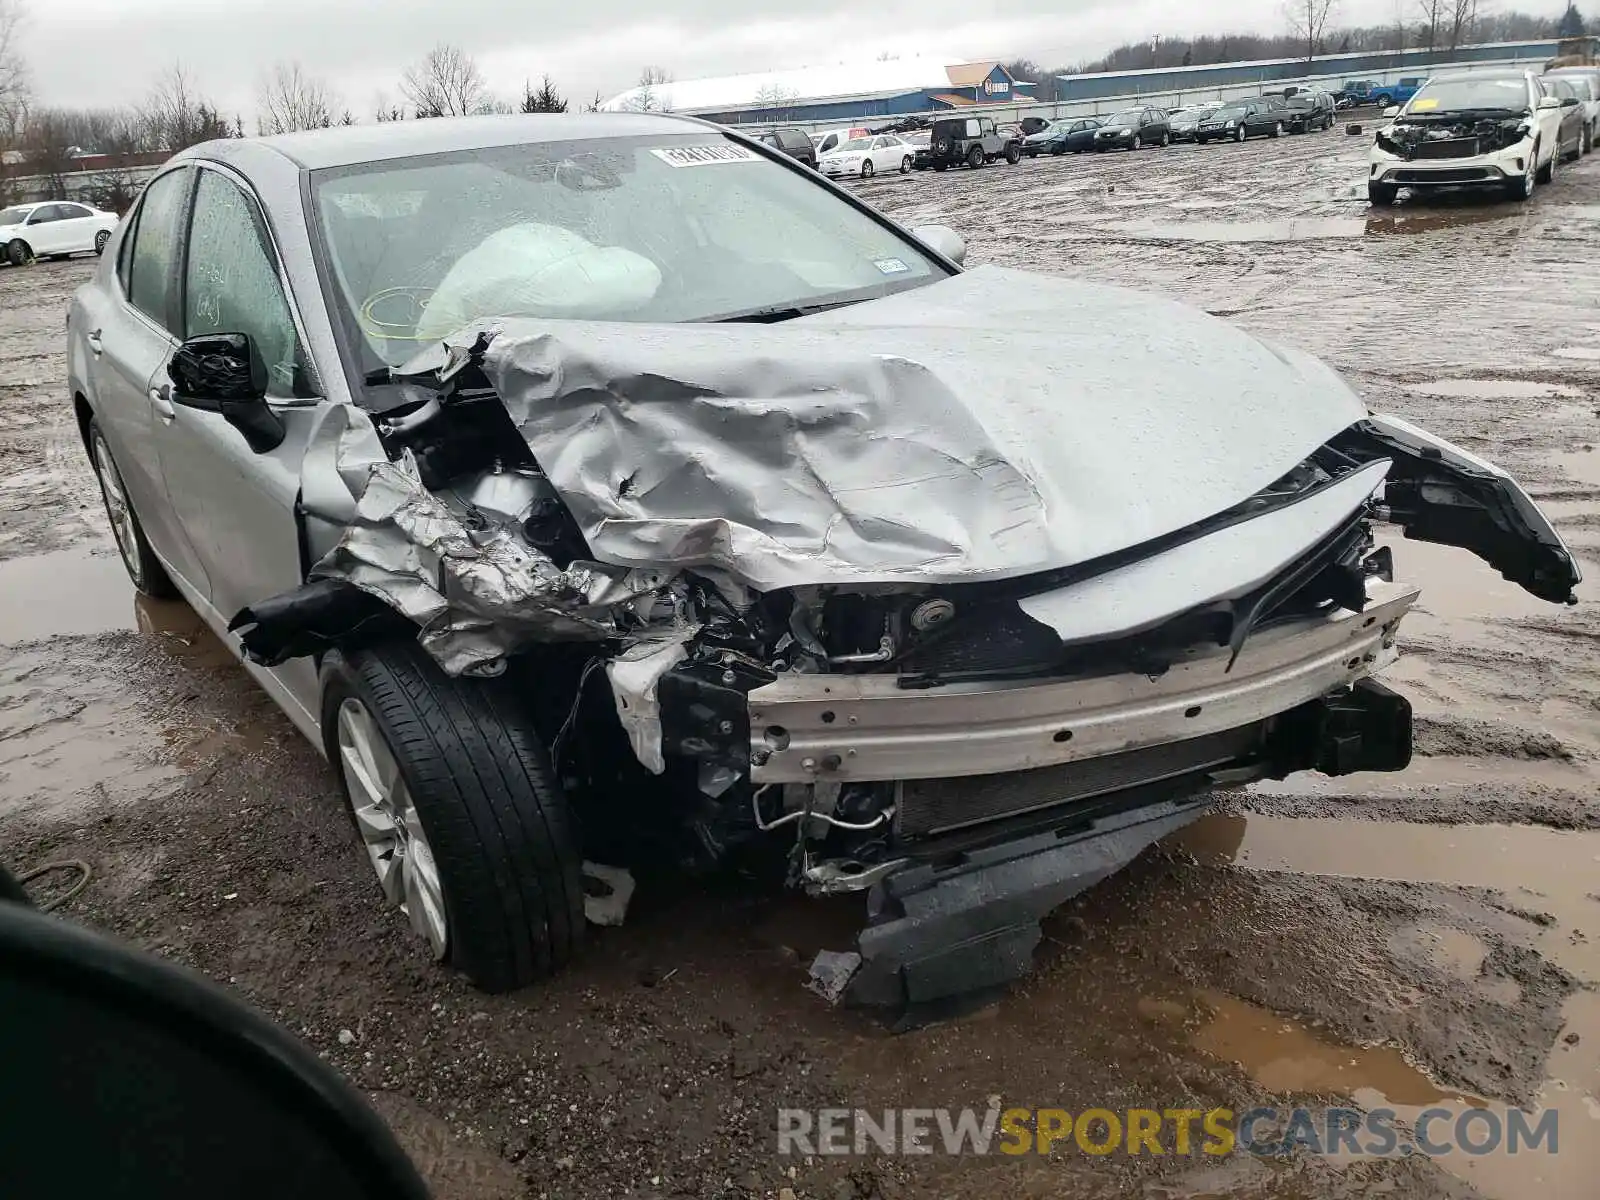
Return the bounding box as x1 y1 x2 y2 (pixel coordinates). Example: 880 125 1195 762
86 329 103 354
149 384 176 421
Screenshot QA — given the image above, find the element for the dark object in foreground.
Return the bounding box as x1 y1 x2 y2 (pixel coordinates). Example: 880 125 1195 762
0 898 429 1198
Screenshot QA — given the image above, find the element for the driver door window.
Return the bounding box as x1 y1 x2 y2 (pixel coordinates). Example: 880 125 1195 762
183 170 308 398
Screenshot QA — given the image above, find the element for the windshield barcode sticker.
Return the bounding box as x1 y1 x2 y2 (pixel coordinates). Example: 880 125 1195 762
650 144 762 167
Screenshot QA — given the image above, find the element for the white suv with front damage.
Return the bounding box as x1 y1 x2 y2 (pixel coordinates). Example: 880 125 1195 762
66 115 1581 1015
1368 70 1564 205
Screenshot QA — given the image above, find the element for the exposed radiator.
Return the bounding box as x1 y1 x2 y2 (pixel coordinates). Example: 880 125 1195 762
895 725 1264 838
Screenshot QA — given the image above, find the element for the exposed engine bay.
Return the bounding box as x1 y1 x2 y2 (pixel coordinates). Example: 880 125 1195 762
1376 113 1533 159
228 283 1581 1011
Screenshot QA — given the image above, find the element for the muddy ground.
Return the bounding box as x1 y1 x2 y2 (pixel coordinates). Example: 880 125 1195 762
3 127 1598 1199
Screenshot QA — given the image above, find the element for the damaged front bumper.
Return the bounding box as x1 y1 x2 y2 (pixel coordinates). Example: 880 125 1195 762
1369 134 1535 187
750 581 1416 785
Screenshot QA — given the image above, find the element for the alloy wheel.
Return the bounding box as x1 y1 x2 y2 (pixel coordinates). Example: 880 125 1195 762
861 159 874 178
94 230 111 255
337 698 449 959
92 432 142 588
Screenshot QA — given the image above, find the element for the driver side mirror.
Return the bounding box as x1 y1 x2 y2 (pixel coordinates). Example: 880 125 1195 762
168 332 286 454
911 223 966 266
1382 105 1400 118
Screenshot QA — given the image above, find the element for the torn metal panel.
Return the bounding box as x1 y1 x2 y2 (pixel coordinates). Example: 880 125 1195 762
605 630 697 774
310 452 654 676
439 265 1367 591
1016 461 1391 645
299 402 390 527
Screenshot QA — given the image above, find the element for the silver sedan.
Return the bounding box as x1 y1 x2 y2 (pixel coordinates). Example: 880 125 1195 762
68 114 1580 1007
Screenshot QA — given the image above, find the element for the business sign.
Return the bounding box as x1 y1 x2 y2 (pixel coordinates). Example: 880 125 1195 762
982 77 1010 96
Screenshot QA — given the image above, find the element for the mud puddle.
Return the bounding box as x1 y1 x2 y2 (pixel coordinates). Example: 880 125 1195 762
1109 217 1366 243
1555 449 1600 488
1250 752 1595 796
1361 207 1521 235
1176 814 1600 977
0 548 135 641
1170 813 1600 1200
1176 989 1600 1200
1383 534 1579 620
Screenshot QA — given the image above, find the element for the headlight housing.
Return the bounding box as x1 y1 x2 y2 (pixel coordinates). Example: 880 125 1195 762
1225 120 1237 129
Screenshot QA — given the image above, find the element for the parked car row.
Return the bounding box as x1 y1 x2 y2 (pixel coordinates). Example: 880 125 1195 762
1367 68 1593 206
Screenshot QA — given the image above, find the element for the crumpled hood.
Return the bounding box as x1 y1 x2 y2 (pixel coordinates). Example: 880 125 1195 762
454 264 1366 592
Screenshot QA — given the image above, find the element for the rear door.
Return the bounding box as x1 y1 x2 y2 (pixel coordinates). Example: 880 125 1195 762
86 166 207 593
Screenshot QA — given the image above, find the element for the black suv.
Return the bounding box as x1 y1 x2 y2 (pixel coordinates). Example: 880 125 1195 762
756 128 818 169
915 115 1022 170
1283 90 1336 133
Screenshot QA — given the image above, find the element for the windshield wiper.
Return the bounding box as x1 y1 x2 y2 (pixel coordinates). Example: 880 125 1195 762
708 296 875 324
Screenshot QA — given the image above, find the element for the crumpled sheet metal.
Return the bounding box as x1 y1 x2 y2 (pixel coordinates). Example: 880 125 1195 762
437 264 1367 592
604 629 697 774
311 452 652 675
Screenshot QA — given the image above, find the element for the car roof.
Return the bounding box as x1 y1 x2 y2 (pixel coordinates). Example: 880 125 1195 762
171 112 716 179
1426 70 1530 83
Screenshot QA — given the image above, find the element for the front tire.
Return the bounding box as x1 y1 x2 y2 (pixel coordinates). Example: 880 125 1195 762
1368 181 1398 206
6 239 31 266
94 229 111 255
900 155 912 173
860 159 874 178
321 641 586 993
1537 141 1555 184
1271 121 1284 138
1004 143 1021 164
88 418 178 599
1235 125 1246 143
1132 133 1143 150
1159 131 1170 147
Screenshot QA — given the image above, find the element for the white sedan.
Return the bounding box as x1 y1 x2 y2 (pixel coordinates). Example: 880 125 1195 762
818 134 914 179
0 201 121 266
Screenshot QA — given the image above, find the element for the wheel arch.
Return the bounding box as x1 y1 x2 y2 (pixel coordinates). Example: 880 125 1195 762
73 392 95 456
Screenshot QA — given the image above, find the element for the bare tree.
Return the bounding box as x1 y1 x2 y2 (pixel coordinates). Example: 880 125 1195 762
0 0 28 140
374 93 406 122
19 108 74 198
751 82 798 116
1417 0 1444 48
520 74 567 113
585 91 604 113
258 61 336 134
139 64 233 151
1284 0 1341 61
1446 0 1478 47
623 65 673 113
401 44 488 118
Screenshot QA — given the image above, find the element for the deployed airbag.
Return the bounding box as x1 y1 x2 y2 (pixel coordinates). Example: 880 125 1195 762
415 223 662 342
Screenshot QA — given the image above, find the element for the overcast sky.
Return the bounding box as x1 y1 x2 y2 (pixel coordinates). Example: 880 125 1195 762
27 0 1407 122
